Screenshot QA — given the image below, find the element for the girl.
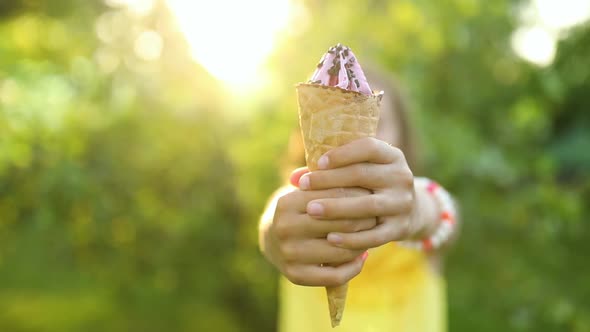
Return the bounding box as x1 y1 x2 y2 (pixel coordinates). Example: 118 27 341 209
259 68 458 332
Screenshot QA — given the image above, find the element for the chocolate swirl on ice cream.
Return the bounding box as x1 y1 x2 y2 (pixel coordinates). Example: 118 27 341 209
308 43 373 95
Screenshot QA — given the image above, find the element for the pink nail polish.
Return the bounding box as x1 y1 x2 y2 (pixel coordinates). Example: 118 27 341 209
361 251 369 262
307 202 323 216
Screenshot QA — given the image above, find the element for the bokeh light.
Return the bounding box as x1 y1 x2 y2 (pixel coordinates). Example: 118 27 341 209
134 30 163 61
511 26 556 67
535 0 590 30
165 0 292 91
513 0 590 67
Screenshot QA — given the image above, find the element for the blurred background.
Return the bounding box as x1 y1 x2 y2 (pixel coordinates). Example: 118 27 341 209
0 0 589 331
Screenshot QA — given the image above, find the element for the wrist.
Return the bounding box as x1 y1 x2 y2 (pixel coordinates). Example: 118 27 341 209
401 178 457 252
408 181 441 240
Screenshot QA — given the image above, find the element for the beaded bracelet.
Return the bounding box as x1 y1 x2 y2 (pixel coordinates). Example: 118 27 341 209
399 177 457 252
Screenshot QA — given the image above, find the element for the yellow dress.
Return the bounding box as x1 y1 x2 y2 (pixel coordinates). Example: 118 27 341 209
278 242 447 332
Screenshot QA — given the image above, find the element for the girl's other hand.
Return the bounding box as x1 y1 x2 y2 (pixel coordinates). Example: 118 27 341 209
297 137 418 251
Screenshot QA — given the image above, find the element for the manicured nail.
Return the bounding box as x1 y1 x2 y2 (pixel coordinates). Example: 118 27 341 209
307 202 324 216
361 251 369 262
299 174 310 190
318 155 329 170
327 233 342 244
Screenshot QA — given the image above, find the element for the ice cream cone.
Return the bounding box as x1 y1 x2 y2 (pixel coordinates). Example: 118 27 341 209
297 83 382 170
296 83 382 327
326 284 348 328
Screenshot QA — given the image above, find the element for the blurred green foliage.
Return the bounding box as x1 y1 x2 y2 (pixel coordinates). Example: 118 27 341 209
0 0 589 331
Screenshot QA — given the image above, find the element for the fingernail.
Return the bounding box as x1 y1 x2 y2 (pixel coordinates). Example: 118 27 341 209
307 202 324 216
299 174 310 190
361 251 369 262
318 155 329 170
327 233 342 244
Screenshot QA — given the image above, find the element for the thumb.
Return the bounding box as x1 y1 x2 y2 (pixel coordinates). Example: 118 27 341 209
289 167 309 187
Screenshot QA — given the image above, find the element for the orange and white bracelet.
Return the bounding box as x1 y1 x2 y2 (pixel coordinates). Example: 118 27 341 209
400 177 457 252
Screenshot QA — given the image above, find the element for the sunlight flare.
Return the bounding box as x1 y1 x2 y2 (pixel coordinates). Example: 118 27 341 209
166 0 292 91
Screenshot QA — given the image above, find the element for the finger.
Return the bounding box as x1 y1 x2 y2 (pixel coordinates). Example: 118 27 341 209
307 192 413 219
283 252 368 287
287 215 377 238
281 238 365 265
302 163 395 190
276 187 371 213
326 219 409 250
289 167 309 187
317 137 403 170
274 214 376 241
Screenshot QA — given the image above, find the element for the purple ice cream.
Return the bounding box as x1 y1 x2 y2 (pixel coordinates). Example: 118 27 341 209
308 43 373 95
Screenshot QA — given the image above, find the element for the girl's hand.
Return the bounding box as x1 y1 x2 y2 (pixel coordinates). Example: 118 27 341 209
297 137 418 251
263 178 375 287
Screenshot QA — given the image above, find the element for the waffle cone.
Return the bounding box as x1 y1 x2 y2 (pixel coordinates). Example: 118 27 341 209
296 83 382 327
326 284 348 327
296 84 382 170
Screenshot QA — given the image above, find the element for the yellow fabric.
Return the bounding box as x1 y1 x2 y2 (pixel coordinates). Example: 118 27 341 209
279 242 446 332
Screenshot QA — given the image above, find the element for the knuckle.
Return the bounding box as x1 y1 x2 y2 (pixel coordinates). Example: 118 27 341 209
276 192 296 213
335 273 349 286
352 220 366 233
284 266 304 285
346 187 371 197
340 187 353 198
324 187 348 198
279 243 297 262
362 218 378 231
396 219 413 239
335 187 346 197
354 164 371 180
353 219 373 232
386 222 401 242
275 196 287 213
402 168 414 187
369 228 388 246
401 191 414 212
371 233 385 246
367 137 381 154
376 165 391 186
273 221 291 240
341 220 357 233
406 167 414 180
307 172 323 190
390 146 403 159
370 195 386 215
324 150 337 165
340 220 364 233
